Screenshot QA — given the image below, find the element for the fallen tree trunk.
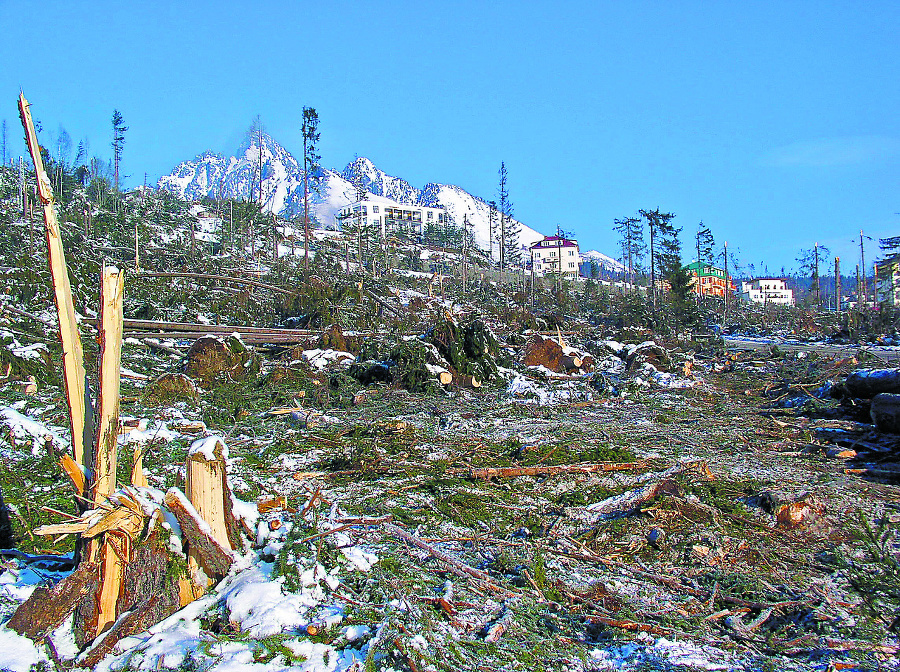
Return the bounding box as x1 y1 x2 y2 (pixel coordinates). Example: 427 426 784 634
6 561 100 639
136 271 297 296
843 368 900 399
450 460 647 480
871 393 900 433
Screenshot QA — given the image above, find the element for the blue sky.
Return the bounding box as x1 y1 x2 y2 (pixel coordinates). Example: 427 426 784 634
1 0 898 274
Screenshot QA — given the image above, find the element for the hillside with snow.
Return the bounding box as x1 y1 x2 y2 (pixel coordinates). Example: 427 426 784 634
159 138 546 256
581 249 625 273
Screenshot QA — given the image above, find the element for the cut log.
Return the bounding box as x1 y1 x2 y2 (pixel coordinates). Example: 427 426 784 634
7 561 100 640
426 364 453 385
559 355 583 371
871 393 900 433
843 368 900 399
455 374 482 389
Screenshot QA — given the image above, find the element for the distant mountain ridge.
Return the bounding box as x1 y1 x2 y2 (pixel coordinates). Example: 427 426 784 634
159 134 560 256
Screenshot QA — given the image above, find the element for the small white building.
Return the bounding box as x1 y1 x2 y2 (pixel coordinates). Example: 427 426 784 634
530 235 580 279
740 278 794 306
335 195 448 239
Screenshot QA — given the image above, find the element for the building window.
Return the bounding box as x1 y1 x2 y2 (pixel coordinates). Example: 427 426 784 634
427 211 433 220
569 250 574 256
372 206 379 213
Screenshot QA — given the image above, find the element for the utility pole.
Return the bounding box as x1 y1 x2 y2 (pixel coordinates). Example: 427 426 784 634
860 230 868 308
723 241 728 326
835 257 841 313
814 242 820 307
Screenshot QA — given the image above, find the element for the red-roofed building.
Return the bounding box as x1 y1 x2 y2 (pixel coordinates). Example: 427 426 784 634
530 235 580 279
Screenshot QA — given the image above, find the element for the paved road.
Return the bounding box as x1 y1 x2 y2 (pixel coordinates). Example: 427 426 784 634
724 336 900 363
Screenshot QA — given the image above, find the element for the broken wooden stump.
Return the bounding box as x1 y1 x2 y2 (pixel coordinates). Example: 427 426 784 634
185 436 243 549
870 393 900 434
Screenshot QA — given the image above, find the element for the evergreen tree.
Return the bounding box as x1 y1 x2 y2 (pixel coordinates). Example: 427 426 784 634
613 215 644 287
796 243 831 307
497 162 512 282
659 225 697 331
301 106 321 275
695 221 715 302
639 208 676 312
111 110 127 191
876 235 900 307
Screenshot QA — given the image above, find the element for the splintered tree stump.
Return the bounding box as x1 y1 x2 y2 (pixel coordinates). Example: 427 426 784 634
185 437 242 552
79 595 165 668
7 561 100 640
78 530 183 666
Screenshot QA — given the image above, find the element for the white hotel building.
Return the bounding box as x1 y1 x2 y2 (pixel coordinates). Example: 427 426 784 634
336 195 448 239
530 235 581 279
740 278 794 305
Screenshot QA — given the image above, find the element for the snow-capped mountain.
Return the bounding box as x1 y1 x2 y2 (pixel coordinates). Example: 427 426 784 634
159 134 546 255
581 249 625 273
